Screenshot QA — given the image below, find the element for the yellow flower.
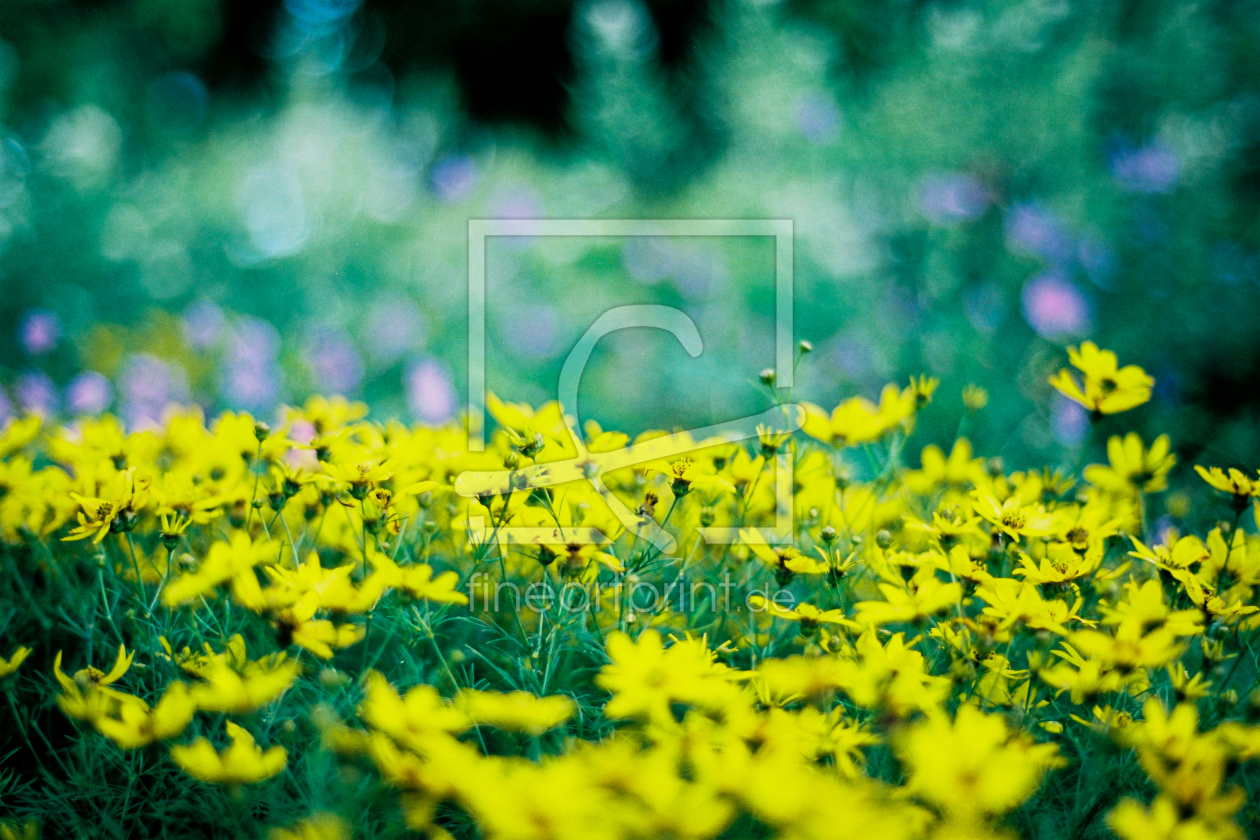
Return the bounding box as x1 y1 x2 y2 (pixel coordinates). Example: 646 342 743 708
742 531 828 582
52 645 137 722
1069 623 1185 672
0 820 38 840
801 384 915 447
597 630 741 721
269 813 351 840
749 596 858 631
0 646 31 678
63 468 151 543
1084 433 1175 494
1039 642 1126 704
1108 795 1243 840
324 458 392 500
976 579 1086 637
962 384 989 411
647 457 734 498
0 415 42 458
454 689 575 736
896 705 1064 820
1129 535 1213 605
853 577 962 627
904 438 985 495
1049 341 1153 415
278 598 366 659
188 657 301 715
170 721 287 784
905 375 939 408
363 552 470 604
973 491 1054 542
94 681 197 749
357 671 471 752
163 530 268 606
1014 542 1102 585
1195 465 1260 507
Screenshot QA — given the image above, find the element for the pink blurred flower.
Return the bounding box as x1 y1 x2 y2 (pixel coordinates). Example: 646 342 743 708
406 359 456 424
66 371 113 415
1021 271 1091 338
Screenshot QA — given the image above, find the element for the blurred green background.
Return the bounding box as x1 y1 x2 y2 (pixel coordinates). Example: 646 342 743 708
2 0 1260 471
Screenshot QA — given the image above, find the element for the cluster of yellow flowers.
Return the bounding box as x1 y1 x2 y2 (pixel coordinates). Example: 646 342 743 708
2 342 1260 839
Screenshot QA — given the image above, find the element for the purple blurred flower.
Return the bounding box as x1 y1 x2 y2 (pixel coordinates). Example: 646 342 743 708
1050 396 1088 447
1111 143 1179 194
623 238 670 285
220 317 283 413
1021 271 1091 338
430 155 477 202
830 333 880 380
502 303 564 360
794 94 840 144
1006 202 1074 263
183 299 226 349
305 327 363 395
66 371 114 415
120 354 188 428
0 390 10 424
406 359 456 424
365 296 424 364
491 184 543 220
20 310 61 355
16 371 58 416
918 172 989 225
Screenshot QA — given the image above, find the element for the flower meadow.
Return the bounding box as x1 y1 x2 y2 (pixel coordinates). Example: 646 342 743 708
2 343 1260 840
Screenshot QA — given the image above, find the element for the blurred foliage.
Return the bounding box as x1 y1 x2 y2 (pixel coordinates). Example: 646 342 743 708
2 0 1260 476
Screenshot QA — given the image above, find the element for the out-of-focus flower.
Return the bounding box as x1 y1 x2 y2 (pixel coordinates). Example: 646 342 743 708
170 721 287 784
120 354 189 429
430 154 476 202
1050 397 1088 447
0 646 30 678
365 296 424 363
405 359 456 424
220 317 283 414
1049 342 1153 416
962 384 988 411
1111 142 1180 194
15 372 59 416
305 327 363 395
269 813 350 840
1006 202 1073 263
182 299 225 349
19 310 60 354
1021 270 1090 338
795 93 841 143
65 371 114 415
919 172 988 225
